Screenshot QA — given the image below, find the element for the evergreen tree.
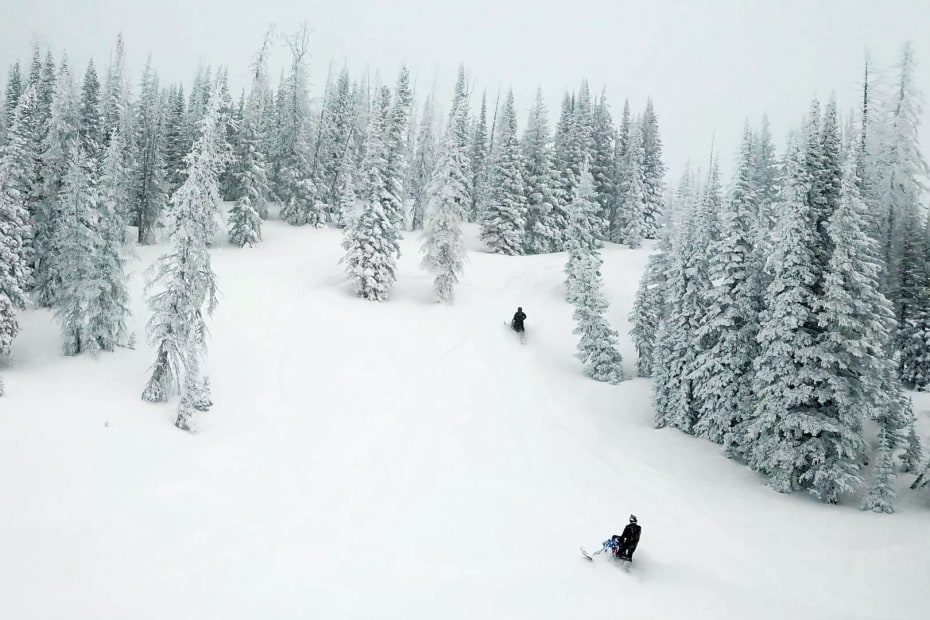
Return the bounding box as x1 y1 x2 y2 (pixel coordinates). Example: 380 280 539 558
470 92 490 222
382 65 412 231
142 84 225 432
278 27 323 227
340 103 399 301
78 60 103 165
131 58 168 244
421 66 470 304
88 130 132 351
653 166 716 434
640 98 666 239
409 95 436 230
590 90 616 239
609 98 632 242
629 198 676 378
5 61 23 134
618 120 647 247
691 127 762 454
227 40 273 247
521 88 563 254
53 144 99 355
162 84 188 194
563 160 602 304
35 58 79 308
563 165 624 383
101 34 128 146
753 115 780 229
746 139 821 494
316 67 354 212
816 157 912 512
0 87 34 359
480 90 526 255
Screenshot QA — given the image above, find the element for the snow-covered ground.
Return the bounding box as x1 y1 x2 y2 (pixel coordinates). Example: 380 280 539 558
2 215 928 620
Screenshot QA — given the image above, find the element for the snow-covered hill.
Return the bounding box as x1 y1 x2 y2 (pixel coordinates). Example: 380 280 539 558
2 216 928 620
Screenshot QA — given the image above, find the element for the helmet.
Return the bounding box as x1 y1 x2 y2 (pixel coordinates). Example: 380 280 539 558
629 514 637 524
517 307 522 312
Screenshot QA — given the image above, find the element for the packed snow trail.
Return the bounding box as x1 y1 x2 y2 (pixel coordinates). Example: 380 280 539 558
1 221 927 619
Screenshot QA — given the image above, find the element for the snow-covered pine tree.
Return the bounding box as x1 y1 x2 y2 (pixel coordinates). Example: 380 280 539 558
470 91 490 223
162 84 188 194
565 165 624 383
746 137 820 494
563 159 601 304
815 154 913 512
480 90 526 255
629 191 677 378
4 61 23 140
87 129 132 351
277 27 323 227
590 90 615 240
617 120 647 248
874 44 930 370
142 83 226 431
131 58 168 244
78 60 103 166
53 144 99 355
653 163 716 434
409 95 436 230
35 58 79 308
521 88 564 254
640 98 666 239
753 116 780 229
420 66 470 304
609 98 632 242
899 395 923 474
101 33 128 146
227 39 274 247
0 86 35 360
315 67 354 212
340 101 399 301
691 126 762 454
382 65 412 231
895 213 930 389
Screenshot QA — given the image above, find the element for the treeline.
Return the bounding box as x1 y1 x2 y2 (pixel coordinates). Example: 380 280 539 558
630 43 930 512
0 27 665 426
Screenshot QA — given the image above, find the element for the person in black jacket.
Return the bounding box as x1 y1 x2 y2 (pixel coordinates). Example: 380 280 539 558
511 307 527 332
612 515 641 560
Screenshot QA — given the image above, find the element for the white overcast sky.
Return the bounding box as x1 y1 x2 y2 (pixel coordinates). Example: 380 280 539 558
2 0 929 184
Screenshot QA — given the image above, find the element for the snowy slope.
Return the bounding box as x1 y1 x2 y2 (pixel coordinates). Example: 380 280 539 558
2 215 928 620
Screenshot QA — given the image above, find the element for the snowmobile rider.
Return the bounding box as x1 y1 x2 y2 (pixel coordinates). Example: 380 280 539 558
611 515 641 560
511 307 526 332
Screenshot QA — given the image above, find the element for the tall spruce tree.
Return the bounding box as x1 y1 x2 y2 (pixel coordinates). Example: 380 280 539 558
131 58 168 244
35 58 79 308
0 86 35 360
409 95 436 230
640 98 666 239
278 27 323 227
470 91 490 223
53 144 99 355
691 126 762 454
565 166 624 384
340 102 399 301
142 84 225 431
480 90 526 255
382 66 412 231
521 87 563 254
618 120 647 248
227 38 273 247
420 66 470 304
590 90 616 239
